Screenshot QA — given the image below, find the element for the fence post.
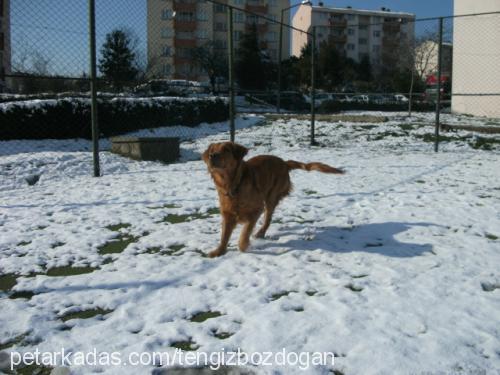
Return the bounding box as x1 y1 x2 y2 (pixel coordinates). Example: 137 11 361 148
227 6 235 142
277 11 284 114
434 17 444 153
88 0 100 176
310 26 316 146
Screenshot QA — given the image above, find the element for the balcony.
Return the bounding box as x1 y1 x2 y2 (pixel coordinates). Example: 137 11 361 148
246 4 268 14
245 22 268 33
173 1 197 12
329 19 347 28
382 36 399 46
174 38 197 48
174 19 197 32
383 22 401 33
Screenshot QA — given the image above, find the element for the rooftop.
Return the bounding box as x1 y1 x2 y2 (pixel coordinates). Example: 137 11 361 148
311 5 415 18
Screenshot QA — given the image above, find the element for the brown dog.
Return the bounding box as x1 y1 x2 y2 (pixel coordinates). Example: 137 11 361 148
202 142 344 257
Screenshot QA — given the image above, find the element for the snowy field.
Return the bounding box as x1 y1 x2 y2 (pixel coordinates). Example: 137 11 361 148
1 112 500 374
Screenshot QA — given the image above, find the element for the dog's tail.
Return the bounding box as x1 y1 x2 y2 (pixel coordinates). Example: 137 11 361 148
286 160 345 174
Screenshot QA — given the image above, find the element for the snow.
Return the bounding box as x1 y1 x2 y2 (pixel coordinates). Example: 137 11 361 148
0 111 499 374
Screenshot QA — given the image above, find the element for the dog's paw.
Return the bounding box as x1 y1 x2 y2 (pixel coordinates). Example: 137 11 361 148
208 249 225 258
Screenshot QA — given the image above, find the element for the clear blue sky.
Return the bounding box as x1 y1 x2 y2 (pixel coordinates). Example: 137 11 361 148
10 0 453 78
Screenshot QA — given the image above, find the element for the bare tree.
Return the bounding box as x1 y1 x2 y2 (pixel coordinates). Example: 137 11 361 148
191 41 227 93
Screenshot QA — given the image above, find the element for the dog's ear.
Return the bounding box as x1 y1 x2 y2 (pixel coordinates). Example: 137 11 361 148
231 143 248 161
202 144 212 164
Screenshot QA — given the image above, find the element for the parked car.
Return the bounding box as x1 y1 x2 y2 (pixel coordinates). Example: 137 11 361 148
394 94 409 103
352 94 369 104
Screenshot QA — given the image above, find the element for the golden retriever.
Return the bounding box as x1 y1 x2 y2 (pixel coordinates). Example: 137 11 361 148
202 142 344 257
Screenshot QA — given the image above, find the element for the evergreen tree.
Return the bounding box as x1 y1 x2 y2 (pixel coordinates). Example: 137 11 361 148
235 24 266 90
98 29 138 90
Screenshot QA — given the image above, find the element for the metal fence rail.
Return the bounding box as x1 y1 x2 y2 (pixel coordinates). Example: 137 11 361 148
1 1 499 177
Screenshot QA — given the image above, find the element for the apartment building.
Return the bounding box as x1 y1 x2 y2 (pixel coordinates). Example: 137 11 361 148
0 0 11 91
452 0 500 117
147 0 290 81
292 4 415 69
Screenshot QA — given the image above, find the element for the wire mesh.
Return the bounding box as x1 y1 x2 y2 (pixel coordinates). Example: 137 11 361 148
1 1 499 181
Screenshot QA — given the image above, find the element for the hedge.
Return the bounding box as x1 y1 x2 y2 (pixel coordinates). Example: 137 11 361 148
317 100 437 113
0 97 229 140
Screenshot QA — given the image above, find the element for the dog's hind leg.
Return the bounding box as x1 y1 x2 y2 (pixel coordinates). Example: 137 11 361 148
239 213 260 252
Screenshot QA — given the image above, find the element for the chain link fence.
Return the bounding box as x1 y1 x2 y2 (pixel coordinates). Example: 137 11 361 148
1 1 499 179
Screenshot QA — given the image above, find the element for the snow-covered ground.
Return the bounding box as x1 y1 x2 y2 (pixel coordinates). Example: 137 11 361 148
1 112 499 374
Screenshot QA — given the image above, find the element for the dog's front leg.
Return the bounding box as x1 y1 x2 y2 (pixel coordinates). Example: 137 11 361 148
208 214 237 258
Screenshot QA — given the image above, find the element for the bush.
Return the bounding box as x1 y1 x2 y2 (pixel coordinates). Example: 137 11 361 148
0 97 228 140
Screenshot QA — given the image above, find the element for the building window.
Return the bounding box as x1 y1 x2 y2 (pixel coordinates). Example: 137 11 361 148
214 22 227 31
359 38 367 45
372 45 380 53
347 14 355 21
178 12 195 22
162 45 171 56
214 39 227 49
197 29 208 39
177 31 194 40
161 28 173 38
373 30 380 37
234 0 244 4
161 9 173 20
234 30 242 41
197 10 208 21
359 24 368 31
347 28 355 36
163 64 171 75
234 11 245 23
214 3 226 13
266 31 277 42
269 0 277 6
347 43 355 50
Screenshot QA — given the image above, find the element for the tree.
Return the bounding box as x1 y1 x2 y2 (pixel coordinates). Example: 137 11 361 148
191 41 227 93
235 24 266 90
98 29 139 90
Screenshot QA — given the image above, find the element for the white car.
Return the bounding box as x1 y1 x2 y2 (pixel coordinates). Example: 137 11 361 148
394 94 409 103
352 94 369 104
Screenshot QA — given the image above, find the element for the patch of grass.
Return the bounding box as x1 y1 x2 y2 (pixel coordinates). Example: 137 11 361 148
469 137 500 150
17 240 31 246
0 274 18 292
305 290 318 296
144 244 185 255
481 282 499 292
147 203 181 210
416 133 458 143
106 223 131 232
170 339 199 351
162 207 220 224
0 333 29 350
60 308 113 322
190 311 223 323
50 241 65 248
46 265 99 277
372 131 407 140
292 306 304 312
351 274 369 279
270 290 295 301
13 364 53 374
9 290 36 299
415 180 426 184
345 284 363 292
212 331 234 340
485 233 498 240
98 233 139 255
303 189 317 195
